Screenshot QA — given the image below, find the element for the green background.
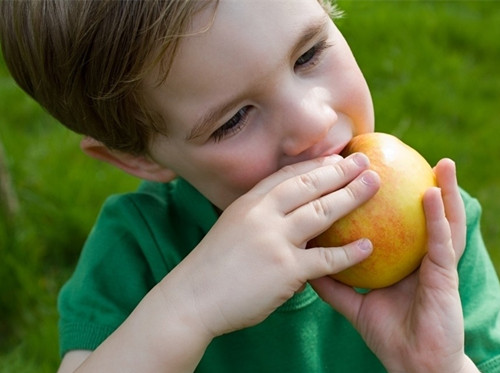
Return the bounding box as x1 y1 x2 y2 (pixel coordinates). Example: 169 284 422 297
0 1 499 371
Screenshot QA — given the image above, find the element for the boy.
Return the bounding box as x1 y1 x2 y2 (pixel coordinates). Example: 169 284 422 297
1 1 499 372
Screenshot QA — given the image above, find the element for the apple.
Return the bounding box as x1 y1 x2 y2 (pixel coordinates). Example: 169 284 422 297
311 132 436 289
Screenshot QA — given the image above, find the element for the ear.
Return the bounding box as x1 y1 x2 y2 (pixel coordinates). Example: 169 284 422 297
80 137 176 183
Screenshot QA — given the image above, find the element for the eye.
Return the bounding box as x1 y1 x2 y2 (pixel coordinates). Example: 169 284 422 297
295 40 331 69
211 106 251 143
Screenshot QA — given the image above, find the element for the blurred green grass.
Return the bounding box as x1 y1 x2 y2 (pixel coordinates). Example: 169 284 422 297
1 1 499 371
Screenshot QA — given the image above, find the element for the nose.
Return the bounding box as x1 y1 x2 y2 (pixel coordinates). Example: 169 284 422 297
279 87 337 157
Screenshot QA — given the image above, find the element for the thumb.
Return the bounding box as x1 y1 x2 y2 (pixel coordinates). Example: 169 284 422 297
300 238 373 280
423 187 456 272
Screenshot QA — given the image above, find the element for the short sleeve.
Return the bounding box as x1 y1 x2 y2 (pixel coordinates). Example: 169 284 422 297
57 194 160 356
459 190 500 372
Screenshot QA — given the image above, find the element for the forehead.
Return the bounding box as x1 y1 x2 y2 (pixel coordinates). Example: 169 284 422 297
147 0 329 133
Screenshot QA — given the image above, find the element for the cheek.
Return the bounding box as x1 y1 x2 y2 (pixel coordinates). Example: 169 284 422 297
187 129 280 194
207 150 278 193
191 149 279 210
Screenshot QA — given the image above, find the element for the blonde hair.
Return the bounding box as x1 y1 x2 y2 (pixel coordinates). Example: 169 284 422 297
1 0 340 155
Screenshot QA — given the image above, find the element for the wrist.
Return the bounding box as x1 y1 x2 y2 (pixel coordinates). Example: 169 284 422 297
129 283 214 371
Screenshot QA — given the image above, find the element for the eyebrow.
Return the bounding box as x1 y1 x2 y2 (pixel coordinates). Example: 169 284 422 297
186 14 330 142
290 15 330 61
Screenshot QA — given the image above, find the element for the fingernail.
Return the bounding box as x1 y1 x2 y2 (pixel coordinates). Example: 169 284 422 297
358 238 373 252
352 153 369 167
361 170 379 185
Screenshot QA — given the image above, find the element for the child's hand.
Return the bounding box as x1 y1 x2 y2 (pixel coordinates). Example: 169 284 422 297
311 159 478 373
68 154 381 373
159 153 380 339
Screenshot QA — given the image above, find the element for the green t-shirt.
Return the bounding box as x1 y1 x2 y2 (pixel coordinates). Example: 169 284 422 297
58 179 500 372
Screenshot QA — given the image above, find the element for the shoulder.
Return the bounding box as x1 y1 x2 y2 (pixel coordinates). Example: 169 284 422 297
101 178 191 220
81 178 218 271
96 178 217 240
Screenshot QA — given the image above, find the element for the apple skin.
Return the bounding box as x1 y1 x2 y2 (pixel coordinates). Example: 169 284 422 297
310 132 437 289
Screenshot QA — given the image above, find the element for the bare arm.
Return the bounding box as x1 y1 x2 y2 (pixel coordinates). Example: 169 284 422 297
58 351 90 373
64 284 213 372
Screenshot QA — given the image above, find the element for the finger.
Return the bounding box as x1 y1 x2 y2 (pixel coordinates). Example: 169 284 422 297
299 238 373 280
252 153 343 194
273 153 373 215
287 169 380 246
309 276 363 326
434 159 466 259
423 187 456 271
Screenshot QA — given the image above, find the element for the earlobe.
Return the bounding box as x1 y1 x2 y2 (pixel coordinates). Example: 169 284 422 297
80 137 176 183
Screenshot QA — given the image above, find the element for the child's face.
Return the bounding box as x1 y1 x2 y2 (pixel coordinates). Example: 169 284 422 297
145 0 374 210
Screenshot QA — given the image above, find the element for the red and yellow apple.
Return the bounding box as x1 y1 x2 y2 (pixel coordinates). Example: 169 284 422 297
310 132 436 289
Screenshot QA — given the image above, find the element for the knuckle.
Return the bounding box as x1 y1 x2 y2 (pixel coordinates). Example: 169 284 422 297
317 246 349 273
318 246 335 266
333 161 349 179
344 182 360 201
310 198 330 218
278 164 299 179
344 175 370 201
297 172 321 193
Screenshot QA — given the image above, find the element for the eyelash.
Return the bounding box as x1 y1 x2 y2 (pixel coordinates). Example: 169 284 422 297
295 40 331 69
211 106 250 143
210 40 331 142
